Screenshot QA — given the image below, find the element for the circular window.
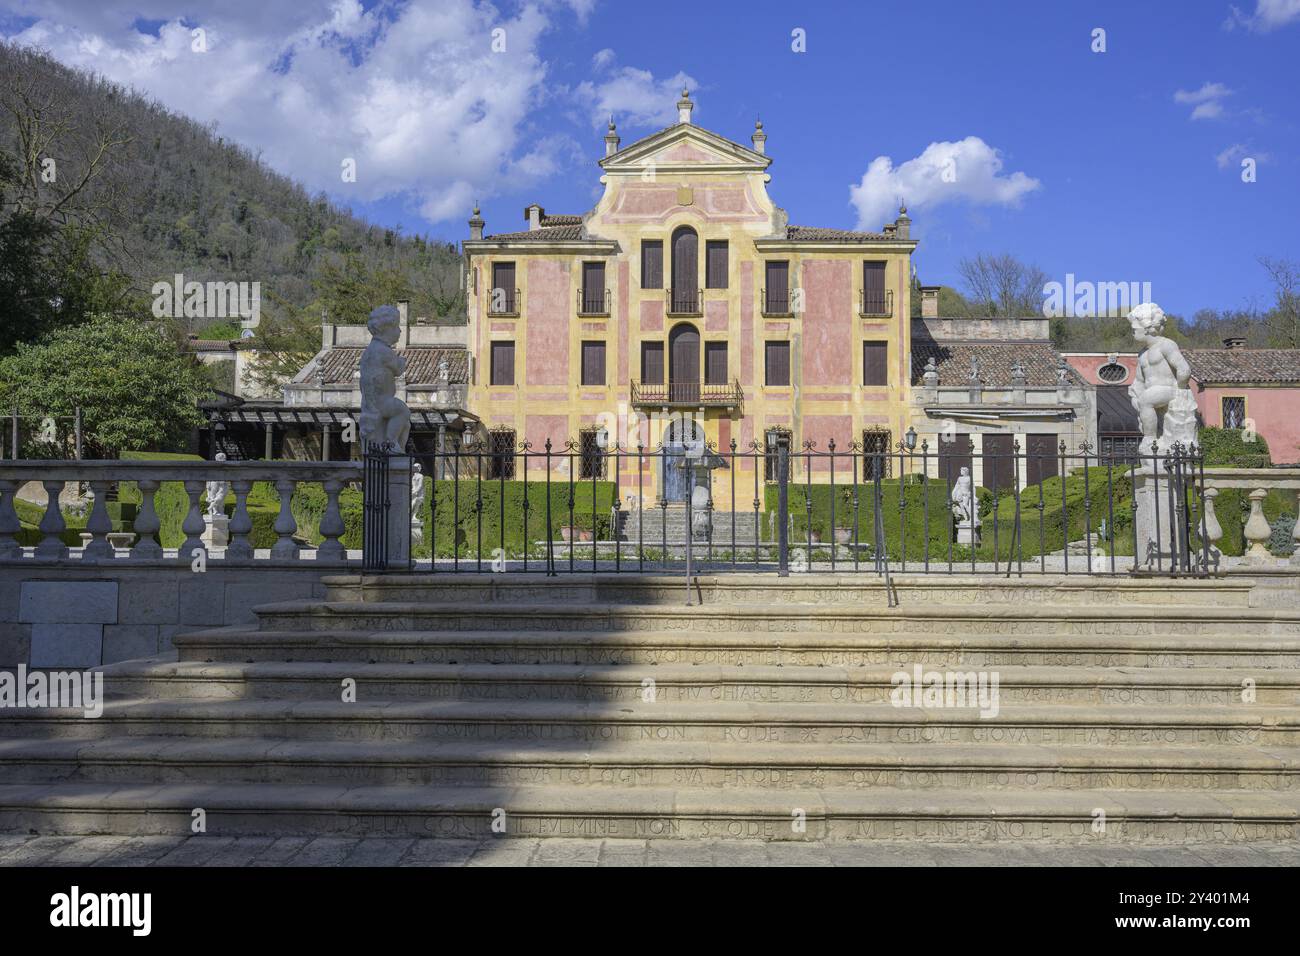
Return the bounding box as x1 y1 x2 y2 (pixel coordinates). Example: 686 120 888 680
1098 362 1127 383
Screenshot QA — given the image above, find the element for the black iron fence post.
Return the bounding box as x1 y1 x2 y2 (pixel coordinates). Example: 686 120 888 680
777 433 790 577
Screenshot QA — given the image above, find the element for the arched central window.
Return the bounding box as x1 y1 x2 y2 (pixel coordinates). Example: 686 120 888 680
670 225 698 314
668 322 700 405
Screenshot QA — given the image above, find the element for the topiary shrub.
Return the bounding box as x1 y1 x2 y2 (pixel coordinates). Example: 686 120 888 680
1198 426 1272 468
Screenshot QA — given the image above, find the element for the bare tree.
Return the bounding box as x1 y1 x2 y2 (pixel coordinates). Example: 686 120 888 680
1260 257 1300 348
957 253 1049 317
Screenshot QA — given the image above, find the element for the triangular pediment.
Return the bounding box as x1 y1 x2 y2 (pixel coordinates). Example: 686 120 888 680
600 123 771 174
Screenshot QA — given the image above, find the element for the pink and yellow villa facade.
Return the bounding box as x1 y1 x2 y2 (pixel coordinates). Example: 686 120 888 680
462 91 917 507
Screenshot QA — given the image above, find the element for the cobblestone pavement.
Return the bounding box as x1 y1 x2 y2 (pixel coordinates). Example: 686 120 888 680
1 835 1298 866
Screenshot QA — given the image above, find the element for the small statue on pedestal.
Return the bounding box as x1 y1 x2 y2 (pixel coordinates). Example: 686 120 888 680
359 305 411 453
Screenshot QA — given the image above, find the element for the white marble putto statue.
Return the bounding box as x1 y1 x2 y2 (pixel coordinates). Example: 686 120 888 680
205 452 229 518
1127 302 1197 456
410 461 425 513
950 467 978 524
359 305 411 452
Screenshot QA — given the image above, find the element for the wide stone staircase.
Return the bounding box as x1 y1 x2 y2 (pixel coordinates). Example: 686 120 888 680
2 574 1300 844
619 504 762 547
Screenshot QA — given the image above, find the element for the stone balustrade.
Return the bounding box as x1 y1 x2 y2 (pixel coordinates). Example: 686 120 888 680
0 460 363 566
1202 468 1300 564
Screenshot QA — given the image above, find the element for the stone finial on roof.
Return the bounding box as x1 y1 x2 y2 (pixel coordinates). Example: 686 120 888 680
468 202 484 240
1010 359 1027 387
604 116 620 157
677 88 694 125
751 117 766 155
968 356 981 383
1056 356 1070 385
922 356 939 387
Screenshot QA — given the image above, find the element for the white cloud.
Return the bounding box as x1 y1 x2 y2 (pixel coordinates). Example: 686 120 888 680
1216 143 1271 168
848 137 1040 232
591 47 615 70
4 0 567 222
575 65 697 129
1173 81 1234 120
1225 0 1300 31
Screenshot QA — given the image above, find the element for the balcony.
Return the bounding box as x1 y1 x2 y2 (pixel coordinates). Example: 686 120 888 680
486 287 520 318
577 287 610 317
860 289 894 317
630 379 743 408
666 288 702 317
761 288 794 317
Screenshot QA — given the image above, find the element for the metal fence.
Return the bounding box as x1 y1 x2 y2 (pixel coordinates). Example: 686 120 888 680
366 436 1215 578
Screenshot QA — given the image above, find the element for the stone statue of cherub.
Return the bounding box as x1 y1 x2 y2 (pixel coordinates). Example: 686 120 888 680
1127 302 1196 456
359 305 411 453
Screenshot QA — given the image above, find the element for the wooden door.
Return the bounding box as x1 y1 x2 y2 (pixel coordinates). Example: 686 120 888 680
669 324 700 404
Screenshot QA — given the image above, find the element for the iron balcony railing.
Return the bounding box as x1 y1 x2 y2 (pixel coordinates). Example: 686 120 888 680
860 288 893 317
630 379 744 408
761 288 793 316
577 287 610 316
666 288 703 316
487 287 520 317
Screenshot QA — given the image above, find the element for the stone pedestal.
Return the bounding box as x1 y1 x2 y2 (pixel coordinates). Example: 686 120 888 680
202 514 230 550
386 456 412 567
956 521 980 545
1133 468 1189 568
410 519 424 550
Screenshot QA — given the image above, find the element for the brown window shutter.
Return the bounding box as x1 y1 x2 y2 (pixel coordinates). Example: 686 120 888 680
706 241 729 289
492 262 515 311
641 241 662 289
765 261 789 312
862 341 888 386
582 262 605 312
765 340 790 386
491 341 515 386
581 341 606 386
704 342 728 384
641 341 664 384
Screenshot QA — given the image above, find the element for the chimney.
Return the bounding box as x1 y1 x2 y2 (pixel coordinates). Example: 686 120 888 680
604 117 620 157
920 285 941 319
676 88 693 125
468 203 484 240
882 223 896 238
895 202 910 240
524 204 543 231
751 118 766 154
1223 336 1246 350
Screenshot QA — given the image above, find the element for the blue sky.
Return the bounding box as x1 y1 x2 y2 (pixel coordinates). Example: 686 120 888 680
4 0 1298 318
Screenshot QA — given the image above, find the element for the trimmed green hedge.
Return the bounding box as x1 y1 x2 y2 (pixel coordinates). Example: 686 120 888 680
423 479 615 558
1198 426 1272 468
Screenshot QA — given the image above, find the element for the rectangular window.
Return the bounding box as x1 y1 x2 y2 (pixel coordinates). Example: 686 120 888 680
862 261 887 315
1222 396 1246 430
579 428 607 479
641 341 664 384
862 341 888 387
764 261 789 314
490 262 516 314
581 340 606 386
764 428 790 482
705 240 729 289
641 241 663 289
490 340 515 386
862 429 893 480
705 342 728 385
488 429 516 479
765 341 791 386
581 262 606 314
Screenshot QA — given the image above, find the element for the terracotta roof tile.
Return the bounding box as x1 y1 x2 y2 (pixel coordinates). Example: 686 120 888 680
787 224 890 241
482 223 584 241
1185 349 1300 384
315 347 469 386
911 342 1079 388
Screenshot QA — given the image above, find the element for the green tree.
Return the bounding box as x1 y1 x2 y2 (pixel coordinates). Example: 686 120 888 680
0 315 211 456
